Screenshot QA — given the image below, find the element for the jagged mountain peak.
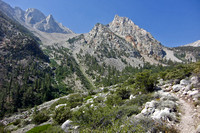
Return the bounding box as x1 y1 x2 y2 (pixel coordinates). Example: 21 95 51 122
109 15 147 37
0 0 74 34
33 14 73 34
46 14 55 24
113 14 134 25
46 14 53 20
24 9 73 34
25 8 46 25
108 15 165 60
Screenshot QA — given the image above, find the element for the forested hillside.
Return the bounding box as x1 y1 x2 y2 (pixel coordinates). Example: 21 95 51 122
0 10 53 117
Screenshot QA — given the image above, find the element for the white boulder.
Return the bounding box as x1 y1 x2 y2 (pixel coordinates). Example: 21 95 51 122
191 76 199 85
172 84 183 92
185 85 192 92
180 79 191 86
141 101 157 115
61 120 72 133
151 108 175 121
188 90 199 97
129 94 136 100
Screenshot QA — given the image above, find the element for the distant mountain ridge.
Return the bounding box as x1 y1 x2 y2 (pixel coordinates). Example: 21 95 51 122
183 40 200 47
0 0 73 34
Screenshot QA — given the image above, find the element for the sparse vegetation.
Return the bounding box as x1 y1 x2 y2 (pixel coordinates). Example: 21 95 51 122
53 106 72 124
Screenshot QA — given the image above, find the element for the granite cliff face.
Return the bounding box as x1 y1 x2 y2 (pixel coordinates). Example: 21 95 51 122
108 15 166 60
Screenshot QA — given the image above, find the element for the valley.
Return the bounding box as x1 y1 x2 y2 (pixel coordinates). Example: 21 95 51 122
0 0 200 132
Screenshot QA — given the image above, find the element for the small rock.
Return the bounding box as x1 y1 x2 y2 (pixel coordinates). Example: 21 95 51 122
185 97 187 100
183 91 187 95
129 94 136 100
61 120 72 133
191 76 199 85
172 84 183 92
90 104 94 107
164 87 172 92
180 79 191 86
185 85 192 92
188 90 199 97
193 98 198 102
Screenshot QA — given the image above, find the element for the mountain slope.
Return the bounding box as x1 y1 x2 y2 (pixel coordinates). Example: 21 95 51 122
69 23 143 70
0 10 55 117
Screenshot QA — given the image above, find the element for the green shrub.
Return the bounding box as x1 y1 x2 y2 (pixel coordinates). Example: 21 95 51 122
67 93 84 108
13 119 21 126
105 94 123 106
80 121 145 133
119 105 141 117
115 87 131 99
72 105 116 129
22 120 30 126
134 70 158 92
53 106 72 124
32 112 50 125
103 88 109 93
127 94 152 106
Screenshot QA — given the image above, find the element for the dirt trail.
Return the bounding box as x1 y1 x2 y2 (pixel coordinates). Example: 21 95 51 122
176 97 200 133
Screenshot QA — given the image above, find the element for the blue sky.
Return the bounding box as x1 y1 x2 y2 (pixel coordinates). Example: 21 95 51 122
3 0 200 47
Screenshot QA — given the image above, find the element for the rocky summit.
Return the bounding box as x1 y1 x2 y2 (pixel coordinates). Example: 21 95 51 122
108 15 166 60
